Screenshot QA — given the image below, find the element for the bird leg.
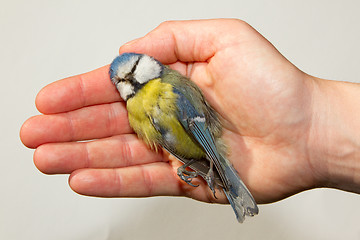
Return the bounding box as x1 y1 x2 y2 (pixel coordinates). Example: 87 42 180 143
204 160 217 198
177 159 199 187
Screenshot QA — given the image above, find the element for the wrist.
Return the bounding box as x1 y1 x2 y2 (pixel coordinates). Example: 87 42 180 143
307 75 360 193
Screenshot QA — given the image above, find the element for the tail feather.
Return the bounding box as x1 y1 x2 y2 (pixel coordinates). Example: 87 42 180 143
220 157 258 223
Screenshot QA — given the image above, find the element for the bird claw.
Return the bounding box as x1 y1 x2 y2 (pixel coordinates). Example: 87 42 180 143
177 159 199 187
176 159 217 198
205 168 217 199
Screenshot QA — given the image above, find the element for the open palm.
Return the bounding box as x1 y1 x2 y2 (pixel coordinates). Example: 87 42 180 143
20 19 318 205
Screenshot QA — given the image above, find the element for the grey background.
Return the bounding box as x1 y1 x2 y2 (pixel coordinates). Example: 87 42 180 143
1 0 360 239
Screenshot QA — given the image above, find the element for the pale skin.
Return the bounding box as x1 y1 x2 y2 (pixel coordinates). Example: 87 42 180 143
20 19 360 205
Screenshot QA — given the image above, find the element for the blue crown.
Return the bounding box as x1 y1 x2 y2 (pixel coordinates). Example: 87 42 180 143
109 53 142 80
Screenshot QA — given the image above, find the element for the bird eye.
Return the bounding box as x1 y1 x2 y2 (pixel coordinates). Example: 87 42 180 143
111 76 121 85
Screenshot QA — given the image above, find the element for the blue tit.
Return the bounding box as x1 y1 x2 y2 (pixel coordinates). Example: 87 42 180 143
109 53 258 222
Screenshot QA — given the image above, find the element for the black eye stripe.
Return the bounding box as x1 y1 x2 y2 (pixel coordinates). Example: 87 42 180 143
114 76 125 82
124 56 142 81
130 56 142 74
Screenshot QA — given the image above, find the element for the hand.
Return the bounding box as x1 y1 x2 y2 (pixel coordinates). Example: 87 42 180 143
20 19 351 204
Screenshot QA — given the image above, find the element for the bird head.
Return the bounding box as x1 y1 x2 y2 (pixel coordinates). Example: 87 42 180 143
109 53 163 100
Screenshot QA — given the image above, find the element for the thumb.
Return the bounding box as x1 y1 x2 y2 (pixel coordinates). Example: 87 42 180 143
118 19 244 64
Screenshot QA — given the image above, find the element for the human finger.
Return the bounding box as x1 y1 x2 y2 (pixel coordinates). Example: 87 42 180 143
35 65 120 114
68 163 225 203
119 19 250 64
34 135 164 174
69 163 182 197
20 102 131 148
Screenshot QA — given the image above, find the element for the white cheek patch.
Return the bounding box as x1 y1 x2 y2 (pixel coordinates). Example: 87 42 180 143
116 81 134 100
134 55 162 84
115 56 139 79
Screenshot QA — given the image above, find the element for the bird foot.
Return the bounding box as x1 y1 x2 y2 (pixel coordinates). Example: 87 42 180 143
177 160 199 187
204 168 217 198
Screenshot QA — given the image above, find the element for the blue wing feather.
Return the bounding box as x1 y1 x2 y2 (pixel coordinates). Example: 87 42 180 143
173 88 259 222
173 88 230 187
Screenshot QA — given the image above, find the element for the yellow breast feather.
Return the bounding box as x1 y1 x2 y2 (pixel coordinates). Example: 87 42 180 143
127 78 204 158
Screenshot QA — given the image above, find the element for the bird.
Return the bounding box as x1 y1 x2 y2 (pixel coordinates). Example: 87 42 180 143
109 52 258 222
